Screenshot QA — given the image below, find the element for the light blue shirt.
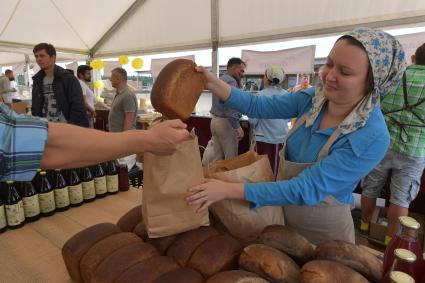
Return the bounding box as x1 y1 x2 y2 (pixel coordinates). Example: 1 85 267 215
249 86 289 144
224 87 390 207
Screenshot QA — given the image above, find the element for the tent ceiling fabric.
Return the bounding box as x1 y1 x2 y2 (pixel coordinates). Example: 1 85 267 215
1 0 425 65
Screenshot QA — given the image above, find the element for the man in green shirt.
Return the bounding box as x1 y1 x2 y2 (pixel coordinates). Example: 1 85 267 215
361 43 425 245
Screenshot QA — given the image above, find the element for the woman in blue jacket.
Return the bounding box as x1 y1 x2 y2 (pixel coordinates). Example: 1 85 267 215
186 27 407 244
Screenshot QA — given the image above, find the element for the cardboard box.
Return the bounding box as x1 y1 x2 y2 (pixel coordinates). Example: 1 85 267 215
369 207 424 248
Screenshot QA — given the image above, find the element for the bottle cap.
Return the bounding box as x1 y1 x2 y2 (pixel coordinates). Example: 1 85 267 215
40 171 46 175
389 271 415 283
55 169 60 171
399 216 420 230
394 248 416 262
6 181 14 184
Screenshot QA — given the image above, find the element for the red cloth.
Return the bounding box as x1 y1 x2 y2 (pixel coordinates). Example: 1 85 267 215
255 141 283 179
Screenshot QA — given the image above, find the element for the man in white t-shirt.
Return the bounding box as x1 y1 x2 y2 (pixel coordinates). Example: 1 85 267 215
0 69 17 103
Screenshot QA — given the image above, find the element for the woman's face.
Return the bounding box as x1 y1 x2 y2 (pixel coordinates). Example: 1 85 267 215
321 40 370 107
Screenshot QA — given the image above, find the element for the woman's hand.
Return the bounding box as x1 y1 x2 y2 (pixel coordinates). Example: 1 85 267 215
186 179 245 213
195 66 232 101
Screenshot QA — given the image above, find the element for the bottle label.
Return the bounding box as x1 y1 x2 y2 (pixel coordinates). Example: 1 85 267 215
106 175 119 193
5 201 25 226
94 177 107 195
82 180 96 200
0 205 7 229
69 184 83 204
22 195 40 218
39 191 55 213
54 186 70 208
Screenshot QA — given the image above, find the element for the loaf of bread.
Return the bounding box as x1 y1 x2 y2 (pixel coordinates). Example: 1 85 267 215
146 234 177 255
206 270 269 283
300 260 369 283
62 223 121 283
188 234 242 277
239 244 300 283
133 221 148 240
115 255 180 283
150 59 205 120
80 232 141 283
153 267 204 283
314 240 382 282
166 226 219 266
91 241 159 283
117 205 142 232
258 225 315 263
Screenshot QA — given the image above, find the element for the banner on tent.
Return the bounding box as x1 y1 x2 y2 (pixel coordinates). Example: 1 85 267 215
150 55 195 78
241 45 315 75
397 32 425 65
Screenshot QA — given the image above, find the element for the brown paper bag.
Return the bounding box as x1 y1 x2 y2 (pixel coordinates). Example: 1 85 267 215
142 136 209 238
204 151 284 239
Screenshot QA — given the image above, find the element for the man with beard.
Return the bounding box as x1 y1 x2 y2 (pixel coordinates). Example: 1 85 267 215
0 69 17 103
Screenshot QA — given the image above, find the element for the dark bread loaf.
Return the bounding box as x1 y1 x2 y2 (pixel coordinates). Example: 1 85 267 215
61 223 121 283
150 59 205 120
115 255 180 283
188 234 242 277
300 260 369 283
117 205 142 232
258 225 314 263
153 267 204 283
206 270 269 283
238 244 300 283
146 234 177 254
133 221 148 240
79 232 141 283
314 240 382 282
166 226 219 266
91 241 159 283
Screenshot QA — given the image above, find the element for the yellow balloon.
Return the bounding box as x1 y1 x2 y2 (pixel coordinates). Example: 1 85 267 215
118 55 129 65
132 58 144 70
94 80 104 90
90 59 104 70
98 60 105 70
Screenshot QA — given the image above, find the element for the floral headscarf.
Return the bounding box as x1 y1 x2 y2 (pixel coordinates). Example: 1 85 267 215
305 27 407 135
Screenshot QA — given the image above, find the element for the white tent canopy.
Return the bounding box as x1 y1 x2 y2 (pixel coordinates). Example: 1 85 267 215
1 0 425 66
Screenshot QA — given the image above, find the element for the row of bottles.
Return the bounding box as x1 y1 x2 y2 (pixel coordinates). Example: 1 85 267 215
0 160 128 233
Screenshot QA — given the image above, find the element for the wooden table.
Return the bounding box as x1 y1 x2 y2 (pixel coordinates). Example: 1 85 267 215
0 188 142 283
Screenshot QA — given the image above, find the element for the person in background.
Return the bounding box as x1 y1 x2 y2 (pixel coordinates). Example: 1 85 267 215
249 65 289 177
0 103 190 182
202 57 246 165
0 69 17 103
186 27 406 245
292 73 312 91
360 43 425 245
31 43 88 127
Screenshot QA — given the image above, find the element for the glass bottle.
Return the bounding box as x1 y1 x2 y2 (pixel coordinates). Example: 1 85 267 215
68 169 84 207
383 216 422 275
382 249 419 282
32 169 42 190
388 271 415 283
0 196 7 233
38 171 56 216
93 164 107 198
81 167 96 202
19 181 41 222
106 160 119 194
4 181 25 229
53 169 70 211
117 162 129 191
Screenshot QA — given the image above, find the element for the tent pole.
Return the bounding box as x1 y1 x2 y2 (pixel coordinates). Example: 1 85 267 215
211 0 219 77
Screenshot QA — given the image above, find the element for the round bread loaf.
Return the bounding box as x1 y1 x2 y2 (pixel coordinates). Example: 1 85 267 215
61 223 121 283
300 260 369 283
206 270 269 283
314 240 382 282
238 244 300 283
146 234 177 255
258 225 315 263
166 226 219 266
150 59 205 120
133 221 148 240
153 267 204 283
79 232 141 283
188 234 242 277
115 255 180 283
117 205 142 232
91 241 159 283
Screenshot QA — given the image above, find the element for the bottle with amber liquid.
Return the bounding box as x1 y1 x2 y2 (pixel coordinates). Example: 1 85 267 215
93 164 107 198
0 196 7 233
19 181 41 222
53 169 70 212
81 167 96 202
106 160 119 194
32 169 42 190
38 171 56 216
68 169 84 207
5 181 25 229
